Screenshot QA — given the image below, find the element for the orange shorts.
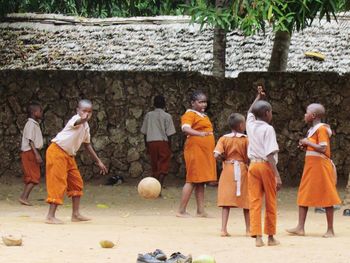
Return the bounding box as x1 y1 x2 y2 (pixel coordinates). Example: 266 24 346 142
46 143 83 205
21 150 41 185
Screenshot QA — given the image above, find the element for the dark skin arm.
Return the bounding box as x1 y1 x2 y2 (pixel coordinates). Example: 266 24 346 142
83 143 108 175
74 112 91 126
182 126 212 137
267 153 282 191
29 140 42 164
248 86 265 113
299 138 327 154
214 152 225 161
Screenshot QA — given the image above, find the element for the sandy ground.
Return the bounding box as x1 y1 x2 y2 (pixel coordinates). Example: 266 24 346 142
0 180 350 263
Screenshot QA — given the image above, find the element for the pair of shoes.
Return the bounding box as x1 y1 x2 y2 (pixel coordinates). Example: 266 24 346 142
343 209 350 216
314 207 326 213
105 175 124 186
137 249 167 263
166 252 192 263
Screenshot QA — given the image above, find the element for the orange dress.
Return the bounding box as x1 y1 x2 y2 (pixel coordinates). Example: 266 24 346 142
215 133 249 208
181 110 217 183
297 124 341 207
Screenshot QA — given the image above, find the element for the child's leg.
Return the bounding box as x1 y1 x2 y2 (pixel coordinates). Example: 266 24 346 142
195 183 207 217
323 206 335 238
46 203 64 224
71 196 91 222
176 182 194 217
19 183 35 205
243 209 250 235
221 207 230 236
66 159 89 222
286 206 308 236
248 166 264 246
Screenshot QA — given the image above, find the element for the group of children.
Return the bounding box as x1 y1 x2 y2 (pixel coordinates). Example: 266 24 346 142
20 87 341 246
20 99 108 224
174 87 341 247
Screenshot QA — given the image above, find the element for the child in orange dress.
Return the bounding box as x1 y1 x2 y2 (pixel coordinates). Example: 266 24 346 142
287 103 341 237
177 90 217 218
214 113 250 237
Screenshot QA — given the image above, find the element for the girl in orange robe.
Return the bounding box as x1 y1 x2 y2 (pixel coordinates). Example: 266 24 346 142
214 113 250 236
287 103 341 237
176 91 217 217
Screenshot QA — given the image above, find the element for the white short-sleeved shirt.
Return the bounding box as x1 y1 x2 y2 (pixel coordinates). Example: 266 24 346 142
21 118 44 152
52 114 90 156
141 108 176 142
246 113 279 163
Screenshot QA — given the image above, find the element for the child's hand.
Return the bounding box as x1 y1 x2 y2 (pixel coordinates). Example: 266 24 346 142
276 176 282 191
299 138 309 147
257 85 266 99
35 155 43 164
97 161 108 175
297 141 306 151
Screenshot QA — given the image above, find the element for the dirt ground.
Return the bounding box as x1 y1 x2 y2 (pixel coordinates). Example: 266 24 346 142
0 179 350 263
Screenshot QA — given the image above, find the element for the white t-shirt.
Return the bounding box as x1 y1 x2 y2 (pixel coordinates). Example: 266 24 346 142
246 113 279 163
21 118 43 152
52 114 90 156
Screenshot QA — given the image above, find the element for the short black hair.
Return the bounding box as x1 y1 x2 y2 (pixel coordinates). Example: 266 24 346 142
153 95 166 108
27 101 42 117
190 90 206 102
228 113 245 130
252 100 272 119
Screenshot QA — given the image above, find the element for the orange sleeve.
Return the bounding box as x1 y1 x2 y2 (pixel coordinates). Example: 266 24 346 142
214 137 225 154
181 112 195 129
317 126 330 146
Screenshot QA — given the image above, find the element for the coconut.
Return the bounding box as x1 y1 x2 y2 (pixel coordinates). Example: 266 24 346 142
2 235 23 246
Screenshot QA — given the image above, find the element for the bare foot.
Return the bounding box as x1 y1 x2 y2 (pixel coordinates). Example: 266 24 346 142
323 230 335 238
268 236 280 246
176 212 192 218
286 227 305 236
255 237 265 247
246 231 251 237
19 198 33 206
45 217 64 224
196 212 211 218
71 214 91 222
220 231 231 237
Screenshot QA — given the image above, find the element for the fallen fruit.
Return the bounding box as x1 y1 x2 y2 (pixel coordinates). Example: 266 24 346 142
2 235 23 246
193 255 216 263
99 240 115 248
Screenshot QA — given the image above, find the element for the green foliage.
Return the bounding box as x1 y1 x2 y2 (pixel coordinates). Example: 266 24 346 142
0 0 188 18
183 0 344 35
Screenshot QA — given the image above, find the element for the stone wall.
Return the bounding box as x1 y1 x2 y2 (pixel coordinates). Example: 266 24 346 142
0 70 349 186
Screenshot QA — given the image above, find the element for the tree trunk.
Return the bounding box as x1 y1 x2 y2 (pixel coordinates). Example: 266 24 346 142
212 28 226 77
268 30 291 71
212 0 227 78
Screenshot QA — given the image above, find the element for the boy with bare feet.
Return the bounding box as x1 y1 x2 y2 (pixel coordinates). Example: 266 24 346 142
287 103 341 237
45 99 108 224
214 113 250 237
246 86 282 247
19 102 44 206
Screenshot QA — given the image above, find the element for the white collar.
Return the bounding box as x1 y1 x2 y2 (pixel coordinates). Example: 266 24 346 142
186 109 206 118
307 123 332 138
223 132 247 138
28 118 39 125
